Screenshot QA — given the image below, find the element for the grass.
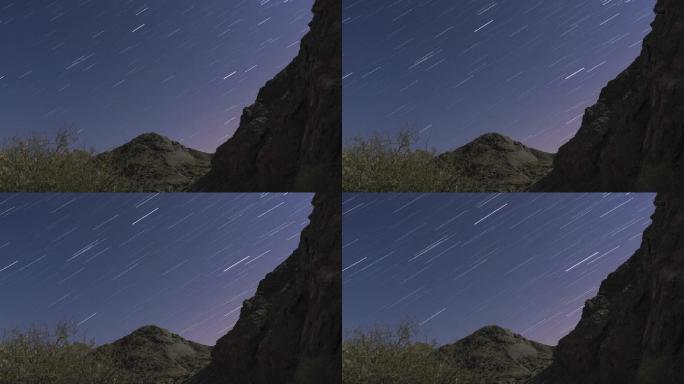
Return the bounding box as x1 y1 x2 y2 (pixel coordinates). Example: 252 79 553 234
343 322 471 384
0 129 128 192
0 323 138 384
342 130 456 192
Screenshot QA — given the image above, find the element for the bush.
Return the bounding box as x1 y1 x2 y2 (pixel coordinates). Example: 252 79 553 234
342 322 470 384
0 323 137 384
0 129 127 192
342 131 454 192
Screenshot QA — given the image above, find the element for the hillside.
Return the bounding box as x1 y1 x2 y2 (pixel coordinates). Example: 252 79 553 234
534 0 684 191
96 325 211 384
437 133 554 192
188 192 341 384
192 0 341 192
439 325 553 384
96 133 211 192
532 192 684 383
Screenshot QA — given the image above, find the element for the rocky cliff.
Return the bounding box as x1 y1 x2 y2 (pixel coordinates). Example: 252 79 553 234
534 0 684 191
532 193 684 384
188 192 341 384
97 133 212 192
192 0 341 192
438 325 553 384
96 325 211 384
437 133 554 192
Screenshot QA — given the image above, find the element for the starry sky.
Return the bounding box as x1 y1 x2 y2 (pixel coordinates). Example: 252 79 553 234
0 192 313 346
0 0 313 153
342 193 656 346
343 0 656 153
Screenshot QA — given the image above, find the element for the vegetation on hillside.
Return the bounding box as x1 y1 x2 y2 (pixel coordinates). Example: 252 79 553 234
0 130 128 192
342 322 472 384
0 323 138 384
343 130 555 192
342 131 456 192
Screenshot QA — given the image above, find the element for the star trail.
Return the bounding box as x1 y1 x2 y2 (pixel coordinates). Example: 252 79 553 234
0 0 313 152
0 192 313 346
343 0 656 153
342 193 656 346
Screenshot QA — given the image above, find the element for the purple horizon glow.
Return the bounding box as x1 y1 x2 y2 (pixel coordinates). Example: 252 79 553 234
0 193 314 346
343 0 657 153
0 0 314 153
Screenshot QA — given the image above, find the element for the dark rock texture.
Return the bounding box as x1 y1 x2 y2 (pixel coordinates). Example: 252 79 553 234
534 0 684 191
437 133 554 192
97 133 212 192
192 0 341 192
188 193 341 384
438 325 553 384
96 325 211 384
533 193 684 384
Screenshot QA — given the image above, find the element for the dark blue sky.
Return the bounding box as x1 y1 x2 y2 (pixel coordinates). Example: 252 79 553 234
0 193 313 346
0 0 313 153
342 193 656 346
343 0 656 153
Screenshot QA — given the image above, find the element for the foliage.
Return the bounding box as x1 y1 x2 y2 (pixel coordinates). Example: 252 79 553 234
0 323 139 384
0 129 128 192
342 322 471 384
342 130 455 192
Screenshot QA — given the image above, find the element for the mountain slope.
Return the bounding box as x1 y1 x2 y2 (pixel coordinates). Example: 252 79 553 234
96 325 211 384
188 192 341 384
532 193 684 383
438 325 553 384
97 133 211 192
534 0 684 191
192 0 341 192
437 133 554 192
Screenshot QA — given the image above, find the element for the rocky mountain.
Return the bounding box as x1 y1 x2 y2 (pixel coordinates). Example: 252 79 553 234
532 193 684 383
438 325 553 384
91 193 340 384
192 0 341 192
96 325 211 384
437 133 554 192
534 0 684 191
97 133 212 192
188 192 341 384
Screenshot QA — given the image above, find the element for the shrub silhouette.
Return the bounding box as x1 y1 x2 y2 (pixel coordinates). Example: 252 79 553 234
342 130 455 192
0 129 127 192
0 323 138 384
342 322 470 384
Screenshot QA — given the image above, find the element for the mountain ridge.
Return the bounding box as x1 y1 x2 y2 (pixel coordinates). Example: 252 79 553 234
436 133 554 192
187 192 341 384
435 325 553 384
96 0 340 193
192 0 341 192
96 325 211 384
96 132 212 192
94 190 341 384
531 192 684 383
534 0 684 191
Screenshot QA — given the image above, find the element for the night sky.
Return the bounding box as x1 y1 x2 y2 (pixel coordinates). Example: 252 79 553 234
0 0 313 153
0 192 313 346
342 193 656 346
343 0 656 153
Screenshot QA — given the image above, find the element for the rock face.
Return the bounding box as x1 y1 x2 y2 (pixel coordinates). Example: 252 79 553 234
437 133 554 192
192 0 341 192
188 193 341 384
533 193 684 384
97 133 212 192
96 325 211 384
534 0 684 191
438 325 553 384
